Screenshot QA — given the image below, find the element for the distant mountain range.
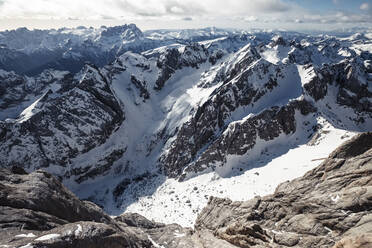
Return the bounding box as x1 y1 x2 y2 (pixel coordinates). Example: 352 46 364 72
0 25 244 75
1 24 370 75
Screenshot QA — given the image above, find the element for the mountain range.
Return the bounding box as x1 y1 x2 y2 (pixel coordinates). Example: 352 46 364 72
0 24 371 247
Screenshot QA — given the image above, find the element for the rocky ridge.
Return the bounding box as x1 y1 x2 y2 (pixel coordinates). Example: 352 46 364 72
0 64 124 173
159 38 372 180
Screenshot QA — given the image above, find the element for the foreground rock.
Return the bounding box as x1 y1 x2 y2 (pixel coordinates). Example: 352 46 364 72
0 167 241 247
195 132 372 247
0 168 153 247
1 132 371 247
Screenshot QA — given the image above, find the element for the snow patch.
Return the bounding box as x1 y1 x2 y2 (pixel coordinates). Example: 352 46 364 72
17 94 45 123
174 230 186 238
34 233 61 241
331 194 340 203
19 244 33 248
147 235 165 248
260 45 291 64
74 224 83 236
297 65 315 87
15 233 37 238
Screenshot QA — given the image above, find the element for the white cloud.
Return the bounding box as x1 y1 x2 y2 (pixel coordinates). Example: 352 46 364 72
360 3 369 11
299 11 372 24
182 17 193 21
244 16 259 22
0 0 371 30
0 0 292 20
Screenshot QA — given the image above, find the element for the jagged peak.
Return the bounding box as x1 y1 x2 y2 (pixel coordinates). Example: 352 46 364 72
78 63 108 90
270 35 287 46
235 43 261 61
101 23 143 39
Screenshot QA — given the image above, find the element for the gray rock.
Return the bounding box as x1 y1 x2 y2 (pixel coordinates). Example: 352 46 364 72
181 99 316 178
333 234 372 248
0 169 155 248
115 213 165 229
154 43 209 90
195 132 372 247
0 169 114 227
0 64 125 182
7 221 152 248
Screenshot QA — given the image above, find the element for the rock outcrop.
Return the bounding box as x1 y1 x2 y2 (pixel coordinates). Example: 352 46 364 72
0 167 240 247
195 132 372 247
154 43 209 90
0 167 151 247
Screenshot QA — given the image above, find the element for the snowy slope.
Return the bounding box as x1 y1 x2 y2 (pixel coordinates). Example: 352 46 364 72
123 124 356 227
67 34 371 227
0 28 371 228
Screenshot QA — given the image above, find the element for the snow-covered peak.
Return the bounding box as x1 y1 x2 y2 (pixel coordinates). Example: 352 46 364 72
221 43 261 78
346 32 367 41
270 35 287 47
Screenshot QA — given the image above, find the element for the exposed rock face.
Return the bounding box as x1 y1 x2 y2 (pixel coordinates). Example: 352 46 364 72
26 221 151 248
0 69 75 120
195 132 372 247
0 168 114 229
303 60 372 112
159 39 372 179
333 235 372 248
159 44 315 178
0 64 124 173
0 168 153 248
181 99 316 179
154 43 209 90
131 75 150 100
115 213 165 229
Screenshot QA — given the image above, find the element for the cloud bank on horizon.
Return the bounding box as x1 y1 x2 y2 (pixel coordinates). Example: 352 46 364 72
0 0 371 30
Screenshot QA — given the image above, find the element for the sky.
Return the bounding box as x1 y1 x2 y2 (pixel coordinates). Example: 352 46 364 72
0 0 371 31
